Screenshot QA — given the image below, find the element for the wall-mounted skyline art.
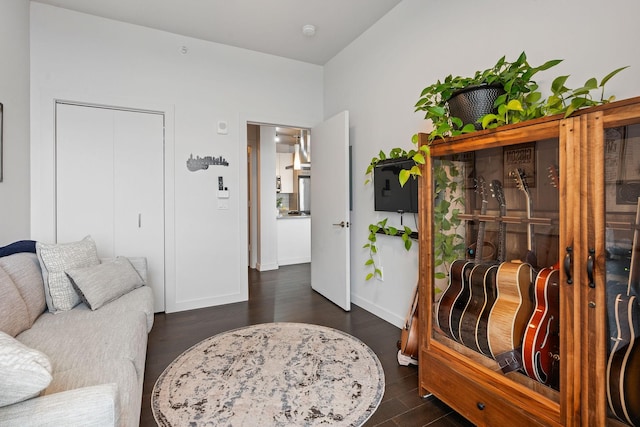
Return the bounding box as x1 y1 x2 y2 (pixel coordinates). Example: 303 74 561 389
186 154 229 172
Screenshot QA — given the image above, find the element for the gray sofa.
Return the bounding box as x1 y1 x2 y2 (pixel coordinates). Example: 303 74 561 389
0 250 154 427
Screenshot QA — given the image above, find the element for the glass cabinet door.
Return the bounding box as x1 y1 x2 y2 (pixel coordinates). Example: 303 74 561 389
603 122 640 427
431 137 561 398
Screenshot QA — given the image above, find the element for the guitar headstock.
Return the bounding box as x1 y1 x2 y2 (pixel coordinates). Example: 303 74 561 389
511 168 531 199
548 165 559 189
490 179 506 209
476 176 488 205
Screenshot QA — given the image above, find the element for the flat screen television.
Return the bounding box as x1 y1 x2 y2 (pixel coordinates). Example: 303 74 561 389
373 158 418 213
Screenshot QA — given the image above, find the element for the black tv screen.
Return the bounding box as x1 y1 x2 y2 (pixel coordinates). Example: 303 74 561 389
374 159 418 213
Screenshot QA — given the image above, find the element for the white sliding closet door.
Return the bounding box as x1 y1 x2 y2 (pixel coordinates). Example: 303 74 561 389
56 103 165 312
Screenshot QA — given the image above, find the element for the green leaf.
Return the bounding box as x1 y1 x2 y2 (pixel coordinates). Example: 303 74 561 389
399 169 411 187
365 259 374 266
371 245 377 253
506 100 524 111
404 239 412 251
600 66 629 87
362 243 370 249
365 273 374 281
413 153 425 164
551 75 570 93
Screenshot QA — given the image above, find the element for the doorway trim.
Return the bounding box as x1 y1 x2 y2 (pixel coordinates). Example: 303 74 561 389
238 113 317 276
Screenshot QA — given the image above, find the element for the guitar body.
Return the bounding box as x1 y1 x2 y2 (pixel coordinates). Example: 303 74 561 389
459 262 498 353
398 284 419 362
436 259 472 339
473 263 499 356
448 263 474 342
607 293 640 426
487 262 534 358
522 268 560 387
399 313 419 360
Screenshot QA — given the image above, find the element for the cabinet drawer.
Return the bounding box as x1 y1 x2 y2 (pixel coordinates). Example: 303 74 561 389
422 351 556 426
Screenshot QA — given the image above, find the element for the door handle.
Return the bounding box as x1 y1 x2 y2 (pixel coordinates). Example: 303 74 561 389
332 221 349 228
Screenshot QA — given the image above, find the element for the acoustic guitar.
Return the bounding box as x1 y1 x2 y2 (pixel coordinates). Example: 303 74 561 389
487 171 536 359
522 166 561 387
522 265 560 387
436 259 472 340
459 177 493 350
398 283 419 366
607 197 640 426
470 179 508 356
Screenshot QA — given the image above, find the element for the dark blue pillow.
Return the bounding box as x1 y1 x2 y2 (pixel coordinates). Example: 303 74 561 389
0 240 37 257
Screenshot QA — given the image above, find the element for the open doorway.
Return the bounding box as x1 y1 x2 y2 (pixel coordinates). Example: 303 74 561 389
247 123 311 271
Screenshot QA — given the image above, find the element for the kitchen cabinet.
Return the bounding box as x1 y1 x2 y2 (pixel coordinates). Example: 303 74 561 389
277 216 311 265
418 96 640 426
276 153 294 193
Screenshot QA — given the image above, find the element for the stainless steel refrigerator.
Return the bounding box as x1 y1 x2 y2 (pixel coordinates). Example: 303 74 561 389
298 175 311 214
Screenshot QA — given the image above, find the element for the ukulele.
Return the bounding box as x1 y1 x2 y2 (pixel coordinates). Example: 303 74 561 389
398 283 419 366
471 179 507 356
459 177 492 350
607 197 640 426
487 171 536 360
522 166 561 387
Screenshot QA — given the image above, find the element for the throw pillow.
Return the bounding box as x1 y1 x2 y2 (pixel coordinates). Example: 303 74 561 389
0 331 53 407
66 257 145 310
36 236 100 313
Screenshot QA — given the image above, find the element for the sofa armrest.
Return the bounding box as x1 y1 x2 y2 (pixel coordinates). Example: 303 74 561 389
0 384 120 427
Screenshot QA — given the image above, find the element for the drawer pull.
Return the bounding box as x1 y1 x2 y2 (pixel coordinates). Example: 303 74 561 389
477 402 486 410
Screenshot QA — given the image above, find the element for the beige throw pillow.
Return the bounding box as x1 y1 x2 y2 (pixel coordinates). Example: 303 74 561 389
0 331 53 407
66 257 145 310
36 236 100 313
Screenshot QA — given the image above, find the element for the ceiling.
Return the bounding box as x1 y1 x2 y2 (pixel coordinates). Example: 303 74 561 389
31 0 402 65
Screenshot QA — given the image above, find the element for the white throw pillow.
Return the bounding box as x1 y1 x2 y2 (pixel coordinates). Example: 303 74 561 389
66 257 145 310
0 331 53 407
36 236 101 313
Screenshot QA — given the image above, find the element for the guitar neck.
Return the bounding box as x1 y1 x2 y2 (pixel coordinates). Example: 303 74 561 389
526 194 534 253
497 208 507 263
475 201 488 262
628 197 640 296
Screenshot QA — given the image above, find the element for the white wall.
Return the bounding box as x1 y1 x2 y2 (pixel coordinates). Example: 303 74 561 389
326 0 640 327
0 0 30 245
30 3 323 312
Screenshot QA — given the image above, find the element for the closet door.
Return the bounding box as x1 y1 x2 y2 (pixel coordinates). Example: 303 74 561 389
56 103 165 312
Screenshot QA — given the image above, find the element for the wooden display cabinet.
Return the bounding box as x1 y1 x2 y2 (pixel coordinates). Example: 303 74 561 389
418 97 640 426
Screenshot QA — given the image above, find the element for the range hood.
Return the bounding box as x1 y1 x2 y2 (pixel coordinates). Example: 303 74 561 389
285 130 311 170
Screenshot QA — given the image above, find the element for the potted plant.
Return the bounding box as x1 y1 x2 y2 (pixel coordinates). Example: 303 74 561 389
413 51 627 142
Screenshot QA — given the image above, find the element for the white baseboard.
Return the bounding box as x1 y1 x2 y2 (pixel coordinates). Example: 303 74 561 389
351 293 404 328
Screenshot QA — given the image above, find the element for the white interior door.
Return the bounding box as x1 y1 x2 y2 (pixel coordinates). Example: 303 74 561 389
56 103 165 312
311 111 350 311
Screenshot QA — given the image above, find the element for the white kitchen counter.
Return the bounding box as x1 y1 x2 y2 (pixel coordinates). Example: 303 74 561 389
277 215 310 265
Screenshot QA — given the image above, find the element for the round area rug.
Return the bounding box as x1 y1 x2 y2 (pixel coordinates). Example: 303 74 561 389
151 322 385 426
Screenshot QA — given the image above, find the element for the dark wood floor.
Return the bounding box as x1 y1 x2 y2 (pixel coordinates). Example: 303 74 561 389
140 263 473 426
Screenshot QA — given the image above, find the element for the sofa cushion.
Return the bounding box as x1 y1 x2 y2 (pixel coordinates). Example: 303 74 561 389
36 236 100 313
44 359 139 427
66 257 145 310
0 331 53 407
17 309 149 377
0 267 30 337
0 253 46 326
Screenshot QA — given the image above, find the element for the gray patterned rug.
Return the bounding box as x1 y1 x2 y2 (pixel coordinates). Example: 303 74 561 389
151 322 385 426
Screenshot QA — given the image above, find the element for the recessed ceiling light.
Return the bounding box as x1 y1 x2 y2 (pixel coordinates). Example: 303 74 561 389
302 24 316 37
